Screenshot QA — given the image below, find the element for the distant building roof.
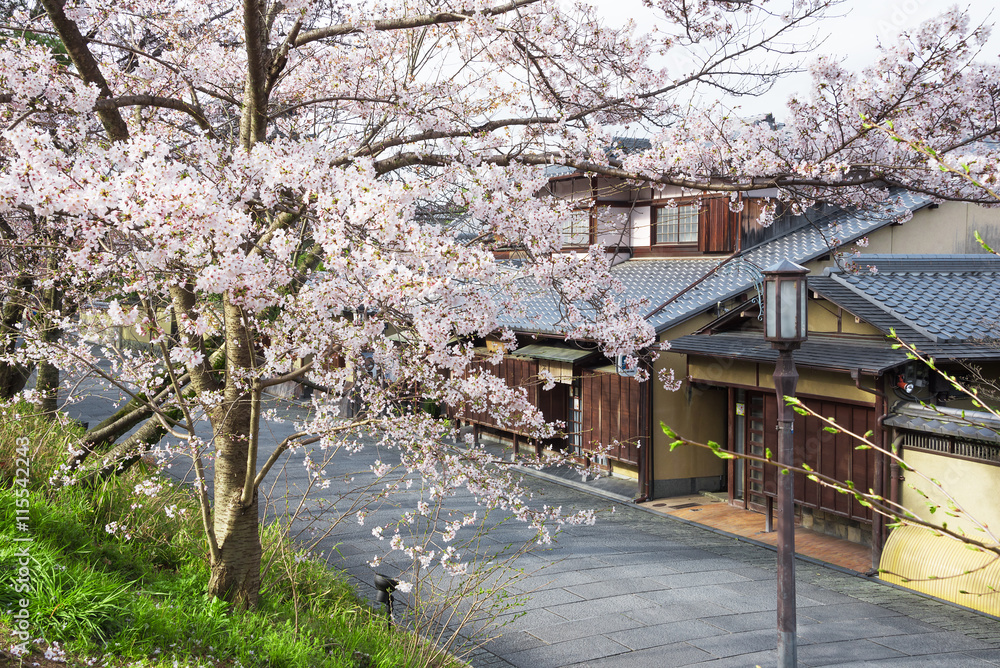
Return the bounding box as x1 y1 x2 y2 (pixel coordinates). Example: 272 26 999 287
543 136 653 179
500 189 932 336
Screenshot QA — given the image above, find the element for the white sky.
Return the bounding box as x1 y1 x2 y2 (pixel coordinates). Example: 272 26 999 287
585 0 999 121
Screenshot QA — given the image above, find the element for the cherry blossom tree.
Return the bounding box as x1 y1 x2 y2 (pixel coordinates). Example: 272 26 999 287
1 0 998 609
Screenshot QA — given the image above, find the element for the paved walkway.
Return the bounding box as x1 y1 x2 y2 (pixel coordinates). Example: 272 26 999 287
61 382 1000 667
643 495 874 574
317 455 1000 668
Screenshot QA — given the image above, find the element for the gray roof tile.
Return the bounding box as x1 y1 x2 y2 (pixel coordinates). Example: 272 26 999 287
826 254 1000 342
883 402 1000 445
669 331 1000 375
668 332 910 374
500 190 931 335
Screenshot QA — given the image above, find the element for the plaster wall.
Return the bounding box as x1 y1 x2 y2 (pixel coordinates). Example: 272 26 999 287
759 365 876 405
595 206 631 247
595 177 632 201
631 206 651 246
900 449 1000 543
863 202 1000 255
653 314 728 494
687 359 876 406
809 298 884 336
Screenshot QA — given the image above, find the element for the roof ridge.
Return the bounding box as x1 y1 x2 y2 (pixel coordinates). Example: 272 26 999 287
835 254 1000 274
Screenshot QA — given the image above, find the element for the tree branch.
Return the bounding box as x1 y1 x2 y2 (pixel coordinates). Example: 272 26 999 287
294 0 540 47
37 0 129 140
95 95 214 135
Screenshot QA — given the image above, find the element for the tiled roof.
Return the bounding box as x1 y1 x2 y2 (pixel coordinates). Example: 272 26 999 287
669 332 910 374
672 259 1000 372
499 190 931 335
825 254 1000 342
808 276 927 342
884 402 1000 445
544 164 579 178
671 331 1000 375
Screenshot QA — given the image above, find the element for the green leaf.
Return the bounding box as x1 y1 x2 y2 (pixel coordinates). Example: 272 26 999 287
975 230 996 255
823 426 839 434
660 422 677 439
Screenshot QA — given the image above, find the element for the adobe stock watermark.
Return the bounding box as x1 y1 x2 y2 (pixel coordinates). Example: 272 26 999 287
9 435 32 657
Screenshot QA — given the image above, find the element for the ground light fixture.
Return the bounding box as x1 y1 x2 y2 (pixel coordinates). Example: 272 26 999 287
763 259 809 668
374 573 399 627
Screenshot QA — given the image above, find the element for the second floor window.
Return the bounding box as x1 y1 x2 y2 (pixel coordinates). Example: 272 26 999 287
655 204 699 244
563 209 590 246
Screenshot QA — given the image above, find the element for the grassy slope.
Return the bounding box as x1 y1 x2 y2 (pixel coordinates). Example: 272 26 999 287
0 405 454 668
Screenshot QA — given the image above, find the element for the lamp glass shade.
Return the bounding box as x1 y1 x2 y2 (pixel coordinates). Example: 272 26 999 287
780 279 798 339
799 283 808 338
763 260 808 343
765 279 777 339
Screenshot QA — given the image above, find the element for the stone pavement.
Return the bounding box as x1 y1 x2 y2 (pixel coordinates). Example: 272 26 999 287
312 451 1000 668
60 380 1000 668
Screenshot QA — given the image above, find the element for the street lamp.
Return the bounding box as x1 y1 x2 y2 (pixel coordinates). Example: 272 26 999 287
374 573 398 627
763 259 809 668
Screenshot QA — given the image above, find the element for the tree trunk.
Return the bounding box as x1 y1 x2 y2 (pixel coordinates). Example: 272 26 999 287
0 273 33 401
36 275 62 417
206 298 261 610
80 408 180 484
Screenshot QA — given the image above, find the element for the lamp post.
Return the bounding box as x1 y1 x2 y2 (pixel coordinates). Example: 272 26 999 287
374 573 398 628
763 260 809 668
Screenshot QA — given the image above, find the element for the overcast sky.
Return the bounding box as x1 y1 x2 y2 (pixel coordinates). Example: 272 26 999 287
585 0 998 121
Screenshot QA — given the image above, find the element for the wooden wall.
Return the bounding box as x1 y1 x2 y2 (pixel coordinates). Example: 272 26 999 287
580 369 644 465
761 394 876 523
699 197 737 253
454 356 569 435
452 357 645 466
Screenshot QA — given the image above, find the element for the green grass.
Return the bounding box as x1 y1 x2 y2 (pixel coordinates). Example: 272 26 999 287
0 404 458 667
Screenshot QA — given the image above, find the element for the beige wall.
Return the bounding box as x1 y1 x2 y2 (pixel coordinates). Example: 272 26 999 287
808 298 884 337
654 314 729 482
688 358 876 406
864 202 1000 255
900 449 1000 543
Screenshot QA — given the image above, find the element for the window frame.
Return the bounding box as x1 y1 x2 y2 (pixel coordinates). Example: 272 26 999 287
652 200 701 246
562 207 593 247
